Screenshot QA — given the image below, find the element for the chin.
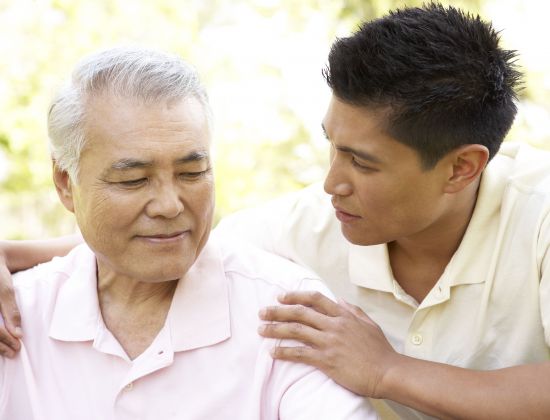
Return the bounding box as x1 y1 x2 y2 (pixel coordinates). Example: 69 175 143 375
341 227 387 247
136 263 191 283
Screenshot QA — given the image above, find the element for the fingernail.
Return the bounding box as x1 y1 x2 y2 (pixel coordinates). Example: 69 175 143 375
277 293 286 301
258 309 266 318
14 327 22 337
257 324 266 334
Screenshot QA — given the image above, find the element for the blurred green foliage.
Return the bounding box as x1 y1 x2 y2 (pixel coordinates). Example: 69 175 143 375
0 0 548 239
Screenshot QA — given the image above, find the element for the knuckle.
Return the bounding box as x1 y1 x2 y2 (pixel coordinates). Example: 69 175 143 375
289 322 303 335
331 317 347 332
291 305 306 317
310 291 323 301
293 346 306 360
0 283 14 300
0 344 14 358
11 309 21 324
263 306 278 319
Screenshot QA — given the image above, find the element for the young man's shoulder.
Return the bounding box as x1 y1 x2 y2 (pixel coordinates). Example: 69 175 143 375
498 142 550 193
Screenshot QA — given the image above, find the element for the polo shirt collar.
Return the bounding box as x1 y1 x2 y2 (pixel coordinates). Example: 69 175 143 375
49 240 231 353
166 238 231 352
49 244 100 341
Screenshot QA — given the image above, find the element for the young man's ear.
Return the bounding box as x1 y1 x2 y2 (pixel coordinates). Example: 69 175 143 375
52 161 75 213
443 144 490 194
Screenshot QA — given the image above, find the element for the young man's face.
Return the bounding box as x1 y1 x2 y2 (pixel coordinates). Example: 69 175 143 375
322 95 453 246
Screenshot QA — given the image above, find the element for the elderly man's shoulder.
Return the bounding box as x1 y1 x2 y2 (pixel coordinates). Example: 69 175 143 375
215 235 332 298
12 244 94 313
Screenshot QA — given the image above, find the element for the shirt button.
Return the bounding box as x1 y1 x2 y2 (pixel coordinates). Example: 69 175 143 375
411 334 423 345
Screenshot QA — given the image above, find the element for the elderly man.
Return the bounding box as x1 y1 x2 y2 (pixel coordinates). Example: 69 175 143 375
0 47 376 419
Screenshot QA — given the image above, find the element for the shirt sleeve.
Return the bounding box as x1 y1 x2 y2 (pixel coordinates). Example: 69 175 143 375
279 369 378 420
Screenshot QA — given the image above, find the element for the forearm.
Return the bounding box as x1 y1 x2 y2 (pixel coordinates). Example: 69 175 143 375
0 234 82 273
381 356 550 420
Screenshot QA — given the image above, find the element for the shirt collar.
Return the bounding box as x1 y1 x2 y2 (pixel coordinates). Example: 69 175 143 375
48 244 100 342
166 238 231 352
48 240 231 353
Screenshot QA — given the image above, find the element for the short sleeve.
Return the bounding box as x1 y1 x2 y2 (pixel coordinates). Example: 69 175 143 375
279 369 378 420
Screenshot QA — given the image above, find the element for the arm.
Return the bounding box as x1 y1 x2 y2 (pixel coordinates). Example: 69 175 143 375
0 234 82 357
259 291 550 420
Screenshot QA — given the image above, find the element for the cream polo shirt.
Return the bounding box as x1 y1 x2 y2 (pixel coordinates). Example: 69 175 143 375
0 237 377 420
215 143 550 420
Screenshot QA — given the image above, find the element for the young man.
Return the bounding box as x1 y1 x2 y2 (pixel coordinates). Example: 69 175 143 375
217 4 550 418
2 3 550 419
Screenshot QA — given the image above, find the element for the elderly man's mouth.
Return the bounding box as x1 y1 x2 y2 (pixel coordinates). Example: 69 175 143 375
136 231 190 243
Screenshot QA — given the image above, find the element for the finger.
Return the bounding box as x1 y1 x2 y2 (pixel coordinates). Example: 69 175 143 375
269 344 324 368
258 321 324 346
259 304 330 330
0 326 21 352
0 340 16 358
0 276 22 338
277 291 342 317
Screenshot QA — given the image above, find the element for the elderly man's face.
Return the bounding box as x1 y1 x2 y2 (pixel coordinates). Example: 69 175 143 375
54 94 214 283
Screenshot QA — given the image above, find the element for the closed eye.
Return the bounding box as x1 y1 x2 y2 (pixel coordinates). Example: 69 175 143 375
178 168 211 180
118 178 147 187
351 158 376 172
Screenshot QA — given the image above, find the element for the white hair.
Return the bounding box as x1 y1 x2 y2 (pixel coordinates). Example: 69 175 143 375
48 46 212 181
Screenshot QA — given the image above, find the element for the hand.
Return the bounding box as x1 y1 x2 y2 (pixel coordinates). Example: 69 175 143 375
0 251 22 357
258 291 400 398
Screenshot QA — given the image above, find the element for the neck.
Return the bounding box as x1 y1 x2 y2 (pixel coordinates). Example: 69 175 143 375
97 271 178 309
96 264 178 360
388 179 480 302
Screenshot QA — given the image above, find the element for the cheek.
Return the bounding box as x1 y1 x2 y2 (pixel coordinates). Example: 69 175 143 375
189 179 215 210
76 190 142 236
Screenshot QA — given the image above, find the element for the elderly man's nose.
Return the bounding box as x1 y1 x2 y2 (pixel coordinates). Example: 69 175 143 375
147 185 184 218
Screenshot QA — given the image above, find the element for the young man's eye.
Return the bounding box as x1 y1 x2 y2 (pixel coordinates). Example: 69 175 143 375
351 159 374 172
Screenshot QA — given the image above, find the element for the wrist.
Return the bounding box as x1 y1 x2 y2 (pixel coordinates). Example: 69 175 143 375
375 352 411 400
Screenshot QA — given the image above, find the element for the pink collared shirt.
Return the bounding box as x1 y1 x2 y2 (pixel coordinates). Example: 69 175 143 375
0 237 376 420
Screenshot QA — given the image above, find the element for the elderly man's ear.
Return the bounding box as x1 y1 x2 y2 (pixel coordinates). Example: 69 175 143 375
52 161 75 213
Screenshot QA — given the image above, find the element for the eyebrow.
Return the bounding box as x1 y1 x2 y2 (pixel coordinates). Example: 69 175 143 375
321 124 383 164
106 151 210 172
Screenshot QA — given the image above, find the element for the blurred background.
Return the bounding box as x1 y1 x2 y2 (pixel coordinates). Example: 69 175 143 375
1 0 549 239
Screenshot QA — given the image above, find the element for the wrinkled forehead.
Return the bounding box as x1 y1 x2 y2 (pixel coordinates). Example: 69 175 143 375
78 93 212 165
